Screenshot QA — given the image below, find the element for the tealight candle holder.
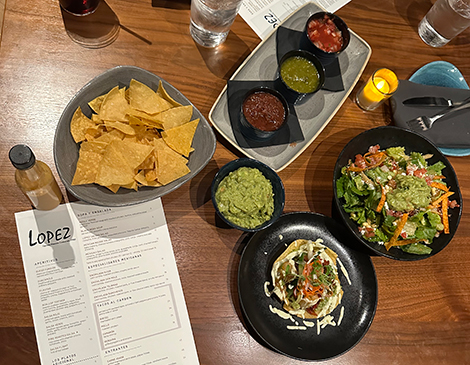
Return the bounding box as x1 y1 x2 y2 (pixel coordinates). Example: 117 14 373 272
355 68 399 111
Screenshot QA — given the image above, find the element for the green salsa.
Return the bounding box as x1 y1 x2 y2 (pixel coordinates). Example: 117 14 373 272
215 167 274 229
280 56 320 93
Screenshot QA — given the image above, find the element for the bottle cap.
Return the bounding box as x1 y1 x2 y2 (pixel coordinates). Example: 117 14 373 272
9 144 36 170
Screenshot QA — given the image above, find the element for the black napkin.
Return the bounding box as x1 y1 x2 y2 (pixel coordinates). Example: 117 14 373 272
391 80 470 149
227 80 304 148
276 26 344 92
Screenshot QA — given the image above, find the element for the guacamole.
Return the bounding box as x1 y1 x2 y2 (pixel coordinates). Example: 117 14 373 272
387 175 431 212
215 167 274 229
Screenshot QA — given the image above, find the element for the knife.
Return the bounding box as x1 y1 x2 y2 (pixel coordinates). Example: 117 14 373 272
403 96 470 107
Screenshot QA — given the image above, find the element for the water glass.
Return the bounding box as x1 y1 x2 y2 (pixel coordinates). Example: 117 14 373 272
190 0 244 48
418 0 470 47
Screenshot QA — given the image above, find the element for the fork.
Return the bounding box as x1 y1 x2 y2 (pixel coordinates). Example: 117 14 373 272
406 98 470 131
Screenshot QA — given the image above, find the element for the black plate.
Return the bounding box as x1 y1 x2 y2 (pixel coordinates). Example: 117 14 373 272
238 212 378 361
333 126 463 261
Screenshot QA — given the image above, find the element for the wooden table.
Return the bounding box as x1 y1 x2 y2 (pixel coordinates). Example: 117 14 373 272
1 0 469 363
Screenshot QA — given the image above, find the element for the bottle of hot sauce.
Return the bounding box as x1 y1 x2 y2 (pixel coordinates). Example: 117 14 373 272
9 145 63 210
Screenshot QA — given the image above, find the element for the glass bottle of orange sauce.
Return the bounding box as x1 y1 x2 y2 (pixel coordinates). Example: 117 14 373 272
9 145 63 210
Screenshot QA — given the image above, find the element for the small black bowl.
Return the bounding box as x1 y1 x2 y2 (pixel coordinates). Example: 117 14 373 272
211 158 285 232
239 86 289 141
276 49 325 104
333 126 462 261
300 12 350 65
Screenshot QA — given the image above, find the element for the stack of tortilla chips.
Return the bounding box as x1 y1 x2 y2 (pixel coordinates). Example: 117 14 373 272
70 79 199 193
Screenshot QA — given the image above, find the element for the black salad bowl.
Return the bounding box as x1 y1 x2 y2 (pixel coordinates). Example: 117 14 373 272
333 126 462 261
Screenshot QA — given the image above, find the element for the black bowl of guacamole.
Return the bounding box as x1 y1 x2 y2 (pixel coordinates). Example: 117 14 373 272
211 158 285 232
333 126 462 261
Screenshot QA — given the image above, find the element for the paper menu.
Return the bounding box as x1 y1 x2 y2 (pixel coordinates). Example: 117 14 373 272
14 199 199 365
239 0 352 40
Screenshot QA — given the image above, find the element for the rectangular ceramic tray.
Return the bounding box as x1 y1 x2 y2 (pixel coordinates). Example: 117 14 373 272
209 2 371 172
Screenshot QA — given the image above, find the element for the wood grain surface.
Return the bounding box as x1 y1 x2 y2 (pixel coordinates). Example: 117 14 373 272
0 0 469 364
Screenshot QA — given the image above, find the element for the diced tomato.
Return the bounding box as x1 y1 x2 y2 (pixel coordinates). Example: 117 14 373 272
414 168 427 178
354 154 367 169
368 144 380 154
449 200 460 208
364 227 375 238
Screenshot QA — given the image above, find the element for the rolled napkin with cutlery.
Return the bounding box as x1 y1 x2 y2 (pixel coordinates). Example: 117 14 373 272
391 80 470 149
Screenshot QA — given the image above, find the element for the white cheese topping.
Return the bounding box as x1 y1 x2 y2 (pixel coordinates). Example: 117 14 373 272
337 257 352 285
338 306 345 326
316 315 337 335
303 320 315 327
269 305 292 320
287 325 307 330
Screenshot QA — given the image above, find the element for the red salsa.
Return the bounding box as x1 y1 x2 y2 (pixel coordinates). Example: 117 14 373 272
307 15 344 53
242 91 286 132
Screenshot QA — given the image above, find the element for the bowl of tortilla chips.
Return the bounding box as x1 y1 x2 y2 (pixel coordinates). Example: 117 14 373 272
54 66 216 206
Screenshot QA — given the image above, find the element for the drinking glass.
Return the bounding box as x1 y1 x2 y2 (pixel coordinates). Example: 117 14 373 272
418 0 470 47
189 0 244 48
59 0 101 16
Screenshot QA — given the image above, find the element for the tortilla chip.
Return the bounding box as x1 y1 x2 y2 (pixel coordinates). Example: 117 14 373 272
88 94 106 114
156 105 193 130
70 107 95 143
99 86 129 122
156 145 190 185
128 79 173 114
162 118 199 157
70 79 197 192
106 184 120 193
134 170 162 187
104 120 135 135
109 139 154 170
157 80 182 107
72 141 108 185
95 143 135 186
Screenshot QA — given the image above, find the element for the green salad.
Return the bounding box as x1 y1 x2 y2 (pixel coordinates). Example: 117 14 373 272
336 145 458 255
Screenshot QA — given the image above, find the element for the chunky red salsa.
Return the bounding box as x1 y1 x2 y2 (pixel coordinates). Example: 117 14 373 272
242 91 286 132
307 15 344 53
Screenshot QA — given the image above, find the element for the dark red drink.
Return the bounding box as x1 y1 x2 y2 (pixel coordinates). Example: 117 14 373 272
59 0 100 16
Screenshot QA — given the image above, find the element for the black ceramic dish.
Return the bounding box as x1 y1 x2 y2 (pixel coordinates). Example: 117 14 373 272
333 126 463 261
238 212 378 361
211 158 285 232
239 86 289 141
276 49 325 104
300 12 350 65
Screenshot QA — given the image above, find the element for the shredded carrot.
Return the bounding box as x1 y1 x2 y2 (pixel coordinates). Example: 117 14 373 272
385 213 409 251
430 181 449 192
428 191 454 209
348 152 387 172
433 175 446 180
386 238 419 248
376 184 386 212
442 197 450 234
